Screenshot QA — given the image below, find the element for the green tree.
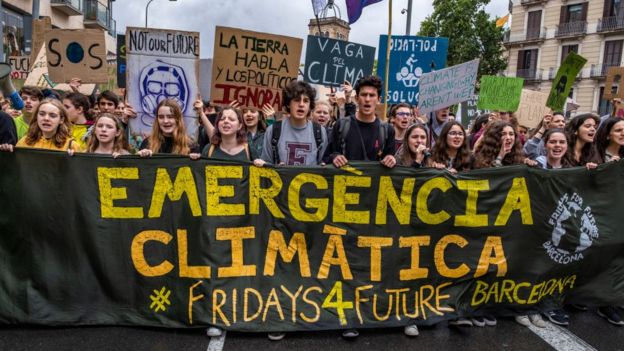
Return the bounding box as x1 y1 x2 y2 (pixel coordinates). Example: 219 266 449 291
419 0 506 79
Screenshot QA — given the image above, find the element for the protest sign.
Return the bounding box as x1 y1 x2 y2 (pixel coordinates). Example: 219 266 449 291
418 59 479 114
303 36 375 87
546 52 587 111
376 35 449 104
458 95 487 127
8 56 29 80
43 29 108 83
477 76 524 111
117 34 127 88
24 45 96 95
516 89 551 128
603 66 624 100
199 59 213 100
126 27 200 139
211 26 303 110
1 150 623 330
30 17 52 65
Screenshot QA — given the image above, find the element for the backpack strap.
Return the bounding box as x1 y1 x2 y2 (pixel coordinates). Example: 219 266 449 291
379 122 389 153
270 120 282 164
338 117 352 156
244 143 250 161
312 122 323 161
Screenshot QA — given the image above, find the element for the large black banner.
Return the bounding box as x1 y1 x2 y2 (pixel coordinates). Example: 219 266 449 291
0 150 623 331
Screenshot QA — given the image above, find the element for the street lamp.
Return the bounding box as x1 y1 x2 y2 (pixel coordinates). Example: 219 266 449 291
146 0 177 27
401 0 413 35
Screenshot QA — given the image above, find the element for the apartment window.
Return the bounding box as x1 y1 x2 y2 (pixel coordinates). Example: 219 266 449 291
561 45 578 63
604 40 623 66
604 0 624 17
527 10 542 39
2 7 26 57
599 86 618 116
560 3 588 24
517 49 538 78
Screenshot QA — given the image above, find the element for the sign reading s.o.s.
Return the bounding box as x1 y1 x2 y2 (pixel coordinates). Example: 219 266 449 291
44 29 108 83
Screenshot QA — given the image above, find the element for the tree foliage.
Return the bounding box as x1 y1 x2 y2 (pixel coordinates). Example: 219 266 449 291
418 0 506 79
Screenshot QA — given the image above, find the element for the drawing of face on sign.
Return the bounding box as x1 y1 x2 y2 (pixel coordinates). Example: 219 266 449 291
138 60 190 127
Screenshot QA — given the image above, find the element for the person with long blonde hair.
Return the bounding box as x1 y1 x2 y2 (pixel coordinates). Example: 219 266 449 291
137 99 199 157
0 98 80 152
86 113 131 157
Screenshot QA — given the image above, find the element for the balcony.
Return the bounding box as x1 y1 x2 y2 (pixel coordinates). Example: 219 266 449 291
83 0 110 31
548 67 583 80
50 0 82 16
517 68 543 83
520 0 547 6
591 63 620 79
598 16 624 34
503 27 546 47
555 21 587 39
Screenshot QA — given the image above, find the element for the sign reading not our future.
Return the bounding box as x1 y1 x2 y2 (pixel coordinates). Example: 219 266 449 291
43 29 108 83
303 36 375 87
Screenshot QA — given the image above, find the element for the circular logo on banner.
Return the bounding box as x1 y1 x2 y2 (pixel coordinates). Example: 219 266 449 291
543 193 599 264
66 42 85 64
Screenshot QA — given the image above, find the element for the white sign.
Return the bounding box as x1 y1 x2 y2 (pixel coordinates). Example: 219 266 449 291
418 59 479 114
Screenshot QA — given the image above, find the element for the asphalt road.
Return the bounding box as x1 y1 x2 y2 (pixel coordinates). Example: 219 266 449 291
0 308 622 351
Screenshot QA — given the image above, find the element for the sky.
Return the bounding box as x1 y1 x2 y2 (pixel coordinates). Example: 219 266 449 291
112 0 509 59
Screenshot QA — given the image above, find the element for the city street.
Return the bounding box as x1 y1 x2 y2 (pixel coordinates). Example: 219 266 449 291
0 308 621 350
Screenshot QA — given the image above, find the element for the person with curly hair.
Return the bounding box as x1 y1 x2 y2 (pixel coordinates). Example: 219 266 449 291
430 121 471 173
137 99 199 157
395 123 430 168
473 120 534 169
0 98 80 153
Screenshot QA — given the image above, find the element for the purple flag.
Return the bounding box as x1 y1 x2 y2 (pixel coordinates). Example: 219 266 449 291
346 0 383 24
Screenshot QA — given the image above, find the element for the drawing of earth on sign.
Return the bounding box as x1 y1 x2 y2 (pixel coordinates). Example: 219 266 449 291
138 60 190 127
396 54 424 88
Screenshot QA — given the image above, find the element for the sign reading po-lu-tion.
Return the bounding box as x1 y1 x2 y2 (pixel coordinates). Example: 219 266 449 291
303 36 375 87
43 29 108 83
211 26 303 109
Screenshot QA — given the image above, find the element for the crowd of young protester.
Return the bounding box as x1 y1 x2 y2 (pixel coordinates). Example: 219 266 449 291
0 75 623 340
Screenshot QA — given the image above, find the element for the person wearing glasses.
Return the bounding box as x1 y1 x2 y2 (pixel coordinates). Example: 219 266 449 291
389 103 412 153
430 121 472 173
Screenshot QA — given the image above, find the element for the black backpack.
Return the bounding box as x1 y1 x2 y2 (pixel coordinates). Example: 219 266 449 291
336 116 390 160
270 120 324 164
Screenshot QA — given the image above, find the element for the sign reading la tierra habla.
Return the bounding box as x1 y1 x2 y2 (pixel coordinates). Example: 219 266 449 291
211 26 303 109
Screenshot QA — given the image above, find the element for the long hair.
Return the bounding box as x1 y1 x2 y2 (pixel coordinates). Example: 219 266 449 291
211 107 247 146
24 99 73 148
473 120 525 168
242 107 267 133
87 113 131 153
147 99 191 155
595 116 624 162
543 128 573 168
431 121 471 171
564 113 600 166
396 123 429 166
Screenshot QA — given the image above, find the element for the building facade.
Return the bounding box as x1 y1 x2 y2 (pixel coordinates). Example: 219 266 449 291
2 0 117 58
504 0 624 116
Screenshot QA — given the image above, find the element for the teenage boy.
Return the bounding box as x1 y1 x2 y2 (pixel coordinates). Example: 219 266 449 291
326 75 396 169
390 102 412 153
14 86 43 139
257 81 328 166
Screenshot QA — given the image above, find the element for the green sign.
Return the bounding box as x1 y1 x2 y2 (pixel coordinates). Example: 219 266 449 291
0 150 623 331
547 52 587 111
477 76 524 111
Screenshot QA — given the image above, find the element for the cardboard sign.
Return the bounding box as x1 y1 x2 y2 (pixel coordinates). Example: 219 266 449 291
126 27 200 139
303 35 375 87
211 26 303 109
546 52 587 111
376 35 449 104
43 29 108 83
30 17 52 65
603 66 624 100
477 76 524 111
117 34 127 88
418 59 479 114
516 89 551 129
199 59 213 100
458 94 488 127
8 56 30 80
24 45 97 95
